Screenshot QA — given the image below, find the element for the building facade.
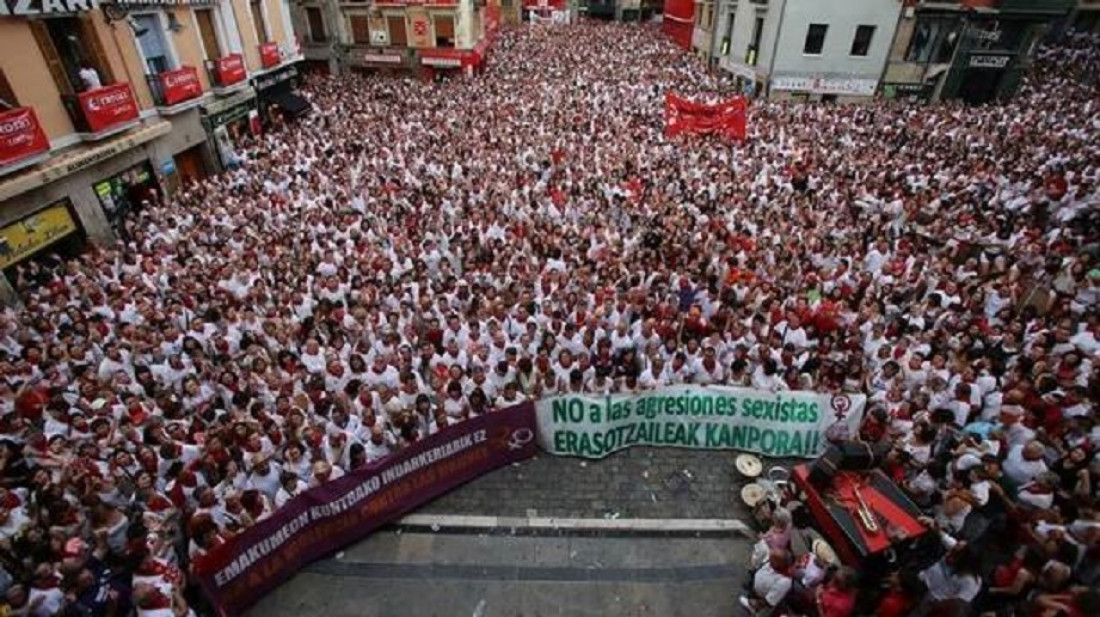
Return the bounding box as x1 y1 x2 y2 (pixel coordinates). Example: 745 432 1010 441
0 0 305 303
290 0 503 76
708 0 903 101
1068 0 1100 30
881 0 1074 104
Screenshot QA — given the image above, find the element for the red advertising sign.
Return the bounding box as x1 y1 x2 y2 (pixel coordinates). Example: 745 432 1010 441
216 54 247 86
259 42 281 68
192 403 538 615
77 83 139 134
0 107 50 168
664 92 747 141
159 66 202 106
419 47 484 69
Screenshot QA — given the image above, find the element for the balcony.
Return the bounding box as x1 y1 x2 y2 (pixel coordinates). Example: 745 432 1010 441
145 66 204 114
259 42 282 69
0 107 51 175
205 54 249 96
61 83 141 141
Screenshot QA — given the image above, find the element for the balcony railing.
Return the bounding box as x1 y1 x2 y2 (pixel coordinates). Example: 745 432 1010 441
204 54 248 92
61 83 140 139
260 42 282 68
0 107 51 172
145 66 203 111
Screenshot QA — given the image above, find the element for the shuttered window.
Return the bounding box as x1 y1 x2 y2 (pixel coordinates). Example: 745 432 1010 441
387 15 407 47
434 14 454 48
195 9 221 60
306 8 326 42
350 15 371 45
251 0 269 43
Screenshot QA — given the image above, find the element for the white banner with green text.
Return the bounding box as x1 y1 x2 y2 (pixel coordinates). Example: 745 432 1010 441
535 386 866 459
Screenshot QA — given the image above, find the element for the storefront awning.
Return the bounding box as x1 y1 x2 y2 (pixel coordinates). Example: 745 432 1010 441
267 92 311 117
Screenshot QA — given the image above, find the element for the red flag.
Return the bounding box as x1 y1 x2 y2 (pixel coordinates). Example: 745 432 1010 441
661 0 694 50
664 92 747 141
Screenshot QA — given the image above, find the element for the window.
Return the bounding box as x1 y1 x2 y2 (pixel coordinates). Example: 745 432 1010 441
721 9 735 56
134 14 173 74
306 7 326 42
434 15 454 48
905 18 960 64
747 14 763 65
31 16 115 94
0 69 17 110
850 24 874 57
195 9 222 60
250 0 269 44
350 15 370 44
803 23 827 55
387 15 407 47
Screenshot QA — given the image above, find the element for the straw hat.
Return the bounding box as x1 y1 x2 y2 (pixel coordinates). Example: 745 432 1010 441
736 454 763 478
741 483 767 506
812 538 838 565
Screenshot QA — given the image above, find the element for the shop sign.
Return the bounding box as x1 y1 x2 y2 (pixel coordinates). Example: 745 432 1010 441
0 120 169 203
0 107 50 169
252 65 299 92
421 56 462 68
215 54 247 86
205 101 254 128
0 0 97 16
419 47 478 69
771 74 878 96
363 52 404 64
78 83 139 133
0 202 77 270
969 54 1010 69
159 66 202 105
259 42 282 68
882 82 932 100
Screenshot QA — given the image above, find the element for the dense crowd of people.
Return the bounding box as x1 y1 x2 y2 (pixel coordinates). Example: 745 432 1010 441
0 19 1096 617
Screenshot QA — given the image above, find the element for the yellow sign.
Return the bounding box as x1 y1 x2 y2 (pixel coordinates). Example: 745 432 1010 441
0 202 78 270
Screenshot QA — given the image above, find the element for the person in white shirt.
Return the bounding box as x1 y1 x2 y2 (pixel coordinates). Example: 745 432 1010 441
772 315 811 350
1002 440 1049 485
692 346 726 385
274 472 303 509
79 65 102 91
740 549 793 613
246 456 283 501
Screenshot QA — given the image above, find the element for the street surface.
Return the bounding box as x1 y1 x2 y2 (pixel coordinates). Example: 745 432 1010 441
246 448 771 616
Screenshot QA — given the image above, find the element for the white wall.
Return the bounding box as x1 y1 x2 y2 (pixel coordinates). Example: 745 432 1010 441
713 0 784 77
770 0 901 79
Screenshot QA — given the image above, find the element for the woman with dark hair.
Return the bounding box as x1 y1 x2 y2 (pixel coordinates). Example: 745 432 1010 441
468 388 489 417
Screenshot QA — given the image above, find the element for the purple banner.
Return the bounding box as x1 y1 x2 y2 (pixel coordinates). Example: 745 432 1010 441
192 403 538 615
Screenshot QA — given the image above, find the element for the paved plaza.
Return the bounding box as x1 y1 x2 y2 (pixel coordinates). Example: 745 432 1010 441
247 448 767 616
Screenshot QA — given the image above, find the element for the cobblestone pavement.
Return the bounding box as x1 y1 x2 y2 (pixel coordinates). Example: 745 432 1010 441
249 530 754 617
244 449 785 617
418 447 798 521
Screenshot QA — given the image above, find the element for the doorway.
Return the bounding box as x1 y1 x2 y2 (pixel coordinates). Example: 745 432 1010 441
174 145 208 186
958 68 1003 105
